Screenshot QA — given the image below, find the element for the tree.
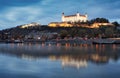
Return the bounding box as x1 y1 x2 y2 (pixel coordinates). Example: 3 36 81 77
90 18 109 24
112 21 119 27
105 27 114 37
78 29 87 37
69 28 78 37
60 30 68 39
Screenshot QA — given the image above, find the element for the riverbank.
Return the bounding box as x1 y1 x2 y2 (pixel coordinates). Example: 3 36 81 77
1 38 120 44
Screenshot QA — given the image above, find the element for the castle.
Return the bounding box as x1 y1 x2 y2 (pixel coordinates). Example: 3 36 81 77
48 12 88 27
48 12 113 28
62 12 88 22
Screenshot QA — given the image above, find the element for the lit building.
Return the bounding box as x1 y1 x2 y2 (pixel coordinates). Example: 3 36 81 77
48 12 88 27
48 22 59 27
20 22 40 28
91 23 114 28
62 12 88 22
25 31 58 40
48 12 114 28
48 22 73 27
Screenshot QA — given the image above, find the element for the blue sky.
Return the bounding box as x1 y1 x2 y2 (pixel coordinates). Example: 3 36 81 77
0 0 120 29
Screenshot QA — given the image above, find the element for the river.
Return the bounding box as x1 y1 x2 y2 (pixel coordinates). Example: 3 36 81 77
0 43 120 78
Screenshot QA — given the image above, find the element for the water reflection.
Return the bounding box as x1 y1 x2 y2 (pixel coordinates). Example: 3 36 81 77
50 55 87 69
0 43 120 69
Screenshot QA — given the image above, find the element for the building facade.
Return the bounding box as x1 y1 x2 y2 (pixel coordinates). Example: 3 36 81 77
62 12 88 22
20 22 40 28
91 23 114 28
48 22 72 27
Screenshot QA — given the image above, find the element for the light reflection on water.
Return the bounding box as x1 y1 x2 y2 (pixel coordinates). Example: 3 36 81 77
0 43 120 78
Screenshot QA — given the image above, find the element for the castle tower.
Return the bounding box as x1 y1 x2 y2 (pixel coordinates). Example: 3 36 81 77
85 13 88 17
85 13 88 22
76 12 80 22
62 12 65 22
76 12 79 16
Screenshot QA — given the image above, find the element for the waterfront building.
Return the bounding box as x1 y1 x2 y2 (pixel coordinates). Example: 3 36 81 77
25 31 58 40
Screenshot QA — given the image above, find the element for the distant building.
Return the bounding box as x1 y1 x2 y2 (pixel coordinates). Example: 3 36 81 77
62 12 88 22
20 22 40 28
48 22 72 27
91 23 114 28
25 31 58 40
48 12 114 28
48 12 88 27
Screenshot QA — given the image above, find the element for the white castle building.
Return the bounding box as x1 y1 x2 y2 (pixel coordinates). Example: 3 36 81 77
62 12 88 22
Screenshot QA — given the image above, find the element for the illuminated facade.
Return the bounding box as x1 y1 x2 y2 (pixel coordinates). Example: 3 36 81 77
48 22 73 27
48 12 114 28
91 23 114 28
48 12 88 27
62 12 88 22
20 22 40 28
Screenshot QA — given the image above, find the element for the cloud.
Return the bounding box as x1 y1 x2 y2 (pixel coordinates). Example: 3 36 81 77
0 0 41 7
0 5 43 29
0 0 120 29
9 7 42 21
41 0 53 5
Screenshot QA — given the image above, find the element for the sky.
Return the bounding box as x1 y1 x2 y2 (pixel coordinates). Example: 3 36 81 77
0 0 120 29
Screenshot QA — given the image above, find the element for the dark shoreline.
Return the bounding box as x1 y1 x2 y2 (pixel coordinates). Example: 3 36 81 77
1 38 120 44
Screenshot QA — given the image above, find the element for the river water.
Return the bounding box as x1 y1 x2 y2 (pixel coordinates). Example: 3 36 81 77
0 43 120 78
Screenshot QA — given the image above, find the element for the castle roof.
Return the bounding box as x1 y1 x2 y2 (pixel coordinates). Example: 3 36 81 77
64 15 76 17
64 14 86 18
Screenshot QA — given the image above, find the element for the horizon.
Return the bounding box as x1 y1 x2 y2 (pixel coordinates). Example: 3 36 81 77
0 0 120 29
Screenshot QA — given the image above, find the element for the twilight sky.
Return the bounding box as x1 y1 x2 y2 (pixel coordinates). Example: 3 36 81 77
0 0 120 29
